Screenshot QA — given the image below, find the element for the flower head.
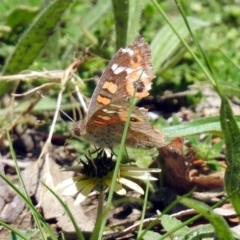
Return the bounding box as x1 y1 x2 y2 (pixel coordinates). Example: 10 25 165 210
55 150 160 205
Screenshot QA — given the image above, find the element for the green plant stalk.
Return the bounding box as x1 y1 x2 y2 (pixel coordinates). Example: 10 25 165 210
96 190 105 220
137 176 150 238
151 16 208 73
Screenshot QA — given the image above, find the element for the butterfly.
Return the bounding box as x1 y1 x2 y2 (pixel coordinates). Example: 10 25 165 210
73 38 166 149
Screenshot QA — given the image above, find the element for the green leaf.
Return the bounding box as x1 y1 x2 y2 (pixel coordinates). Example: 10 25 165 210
1 0 73 96
180 197 234 240
141 230 161 240
183 224 240 240
161 214 190 238
220 96 240 217
8 229 40 240
160 116 240 138
151 16 209 74
183 224 215 240
6 5 40 29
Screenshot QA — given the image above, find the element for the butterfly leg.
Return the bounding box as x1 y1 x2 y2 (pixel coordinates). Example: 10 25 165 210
89 147 103 155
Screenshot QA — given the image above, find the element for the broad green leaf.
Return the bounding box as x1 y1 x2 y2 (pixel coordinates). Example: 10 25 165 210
180 197 234 240
161 116 240 139
161 214 190 238
183 224 215 240
1 0 73 95
183 224 240 240
151 16 209 74
141 230 161 239
6 5 40 29
8 229 40 240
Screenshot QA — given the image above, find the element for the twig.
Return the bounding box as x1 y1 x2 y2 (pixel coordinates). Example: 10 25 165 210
0 70 65 81
12 83 58 97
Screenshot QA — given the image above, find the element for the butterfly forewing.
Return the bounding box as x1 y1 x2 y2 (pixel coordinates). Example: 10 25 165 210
87 38 155 120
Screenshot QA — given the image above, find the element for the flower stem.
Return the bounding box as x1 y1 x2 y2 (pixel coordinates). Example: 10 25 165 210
97 190 105 219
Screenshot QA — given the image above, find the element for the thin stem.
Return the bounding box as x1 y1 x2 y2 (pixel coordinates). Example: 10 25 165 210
97 191 105 219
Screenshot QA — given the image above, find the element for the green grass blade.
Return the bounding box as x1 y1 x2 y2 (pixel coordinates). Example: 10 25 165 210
112 0 129 48
126 0 148 45
174 0 215 76
0 220 28 240
112 0 148 48
137 178 150 238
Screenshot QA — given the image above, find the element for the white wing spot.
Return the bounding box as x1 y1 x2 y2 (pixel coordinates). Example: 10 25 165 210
110 104 122 108
130 114 139 118
114 66 126 74
102 109 116 114
125 68 133 74
111 63 118 71
121 48 134 56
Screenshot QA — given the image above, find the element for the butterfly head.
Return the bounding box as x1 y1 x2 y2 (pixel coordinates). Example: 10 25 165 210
72 120 87 136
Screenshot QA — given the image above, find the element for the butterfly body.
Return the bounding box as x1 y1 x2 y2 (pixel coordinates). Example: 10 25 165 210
73 39 166 149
